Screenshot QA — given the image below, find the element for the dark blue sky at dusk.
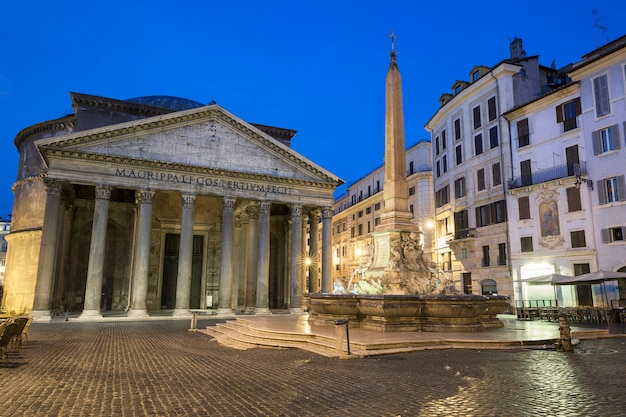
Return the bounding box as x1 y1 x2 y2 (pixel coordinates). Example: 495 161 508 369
1 1 625 219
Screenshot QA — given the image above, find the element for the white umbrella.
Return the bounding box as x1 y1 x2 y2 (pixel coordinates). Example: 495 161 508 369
552 270 626 285
552 270 626 309
523 274 573 284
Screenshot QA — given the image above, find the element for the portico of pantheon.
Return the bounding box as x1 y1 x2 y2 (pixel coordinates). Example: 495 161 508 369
3 92 343 320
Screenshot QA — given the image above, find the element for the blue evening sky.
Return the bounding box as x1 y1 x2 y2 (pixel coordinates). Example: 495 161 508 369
1 1 625 219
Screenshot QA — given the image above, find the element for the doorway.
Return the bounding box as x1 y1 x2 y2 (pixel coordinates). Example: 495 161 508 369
462 272 472 294
161 234 204 309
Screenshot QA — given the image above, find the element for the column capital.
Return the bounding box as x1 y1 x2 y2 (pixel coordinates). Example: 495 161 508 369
181 193 196 207
246 202 259 220
223 196 236 209
239 212 250 224
137 190 155 205
43 178 64 196
321 206 333 220
259 201 272 216
95 184 112 200
310 209 322 224
290 203 302 217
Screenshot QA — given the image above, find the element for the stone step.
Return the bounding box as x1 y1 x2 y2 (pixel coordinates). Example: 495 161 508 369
203 318 457 358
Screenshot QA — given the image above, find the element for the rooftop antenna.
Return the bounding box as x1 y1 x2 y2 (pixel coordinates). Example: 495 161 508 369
593 8 609 46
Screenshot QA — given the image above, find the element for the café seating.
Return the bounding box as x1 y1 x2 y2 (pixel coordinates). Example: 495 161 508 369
0 322 20 361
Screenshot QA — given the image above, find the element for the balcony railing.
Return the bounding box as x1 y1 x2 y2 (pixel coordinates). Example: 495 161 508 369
508 162 587 189
454 228 476 240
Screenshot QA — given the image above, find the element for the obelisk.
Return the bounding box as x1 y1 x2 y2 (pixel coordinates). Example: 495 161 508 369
365 33 420 293
375 32 416 232
377 32 416 232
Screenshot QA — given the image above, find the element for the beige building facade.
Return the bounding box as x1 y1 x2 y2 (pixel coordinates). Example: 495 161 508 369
3 93 342 319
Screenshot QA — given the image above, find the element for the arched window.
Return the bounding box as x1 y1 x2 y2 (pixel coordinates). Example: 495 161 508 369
481 279 498 296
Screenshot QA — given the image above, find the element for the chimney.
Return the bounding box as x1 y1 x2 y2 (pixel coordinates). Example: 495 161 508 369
510 37 526 59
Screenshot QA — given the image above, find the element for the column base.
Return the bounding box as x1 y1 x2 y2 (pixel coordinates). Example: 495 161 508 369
255 307 271 315
216 308 235 316
289 307 305 315
172 309 192 317
126 308 150 318
78 310 103 321
30 310 53 322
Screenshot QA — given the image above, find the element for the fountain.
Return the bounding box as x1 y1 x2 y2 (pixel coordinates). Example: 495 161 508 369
304 38 509 332
305 232 510 332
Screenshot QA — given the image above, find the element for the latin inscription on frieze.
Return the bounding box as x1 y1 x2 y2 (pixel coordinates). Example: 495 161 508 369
115 168 293 195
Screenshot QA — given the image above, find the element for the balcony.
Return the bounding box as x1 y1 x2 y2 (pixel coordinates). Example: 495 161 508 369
454 228 476 240
508 162 587 189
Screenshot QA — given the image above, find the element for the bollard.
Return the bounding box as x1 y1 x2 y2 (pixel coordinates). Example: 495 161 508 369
557 313 574 352
190 311 198 331
334 319 351 356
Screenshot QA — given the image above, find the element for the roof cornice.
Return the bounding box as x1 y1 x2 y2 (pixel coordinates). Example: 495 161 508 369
36 104 342 186
38 147 338 189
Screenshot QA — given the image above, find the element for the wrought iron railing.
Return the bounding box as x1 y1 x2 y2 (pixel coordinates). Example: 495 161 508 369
508 162 587 189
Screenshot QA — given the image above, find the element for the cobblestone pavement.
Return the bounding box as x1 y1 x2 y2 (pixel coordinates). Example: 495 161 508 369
1 319 626 417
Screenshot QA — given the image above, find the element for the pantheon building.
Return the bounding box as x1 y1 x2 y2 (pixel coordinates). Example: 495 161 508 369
3 92 342 320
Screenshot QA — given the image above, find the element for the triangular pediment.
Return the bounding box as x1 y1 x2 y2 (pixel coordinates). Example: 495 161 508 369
36 104 341 187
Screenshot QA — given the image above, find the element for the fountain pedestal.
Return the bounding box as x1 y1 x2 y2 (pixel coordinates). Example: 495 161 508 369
305 293 510 332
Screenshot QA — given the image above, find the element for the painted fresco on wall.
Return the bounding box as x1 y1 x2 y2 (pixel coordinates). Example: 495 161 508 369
539 200 560 237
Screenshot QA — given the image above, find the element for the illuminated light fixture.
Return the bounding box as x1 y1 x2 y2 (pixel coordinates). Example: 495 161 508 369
574 174 593 190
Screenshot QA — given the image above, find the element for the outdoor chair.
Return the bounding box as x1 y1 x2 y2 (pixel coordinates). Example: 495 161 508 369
16 316 33 347
10 317 30 348
0 323 20 361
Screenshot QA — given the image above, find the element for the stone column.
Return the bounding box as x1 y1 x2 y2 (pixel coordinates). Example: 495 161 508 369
173 193 196 317
321 206 333 293
245 203 259 312
309 210 321 293
301 212 309 294
288 204 303 313
255 201 272 314
217 196 236 315
31 179 64 320
81 184 112 319
128 190 155 318
233 213 249 310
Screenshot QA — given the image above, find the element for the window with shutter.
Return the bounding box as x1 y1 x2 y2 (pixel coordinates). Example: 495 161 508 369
474 134 483 155
599 176 625 204
593 125 620 154
566 187 582 212
517 118 529 147
492 162 501 186
482 245 490 267
571 230 586 248
556 98 581 131
518 196 530 219
473 106 481 129
488 97 497 121
477 168 485 191
521 159 532 186
521 236 533 252
593 75 610 117
602 227 626 243
489 126 499 148
455 177 465 198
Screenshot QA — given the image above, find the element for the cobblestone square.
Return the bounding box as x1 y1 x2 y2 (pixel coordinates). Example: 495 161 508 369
1 319 625 417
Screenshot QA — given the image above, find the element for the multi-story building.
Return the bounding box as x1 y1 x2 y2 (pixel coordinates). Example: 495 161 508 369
425 38 559 304
330 139 432 288
505 35 626 307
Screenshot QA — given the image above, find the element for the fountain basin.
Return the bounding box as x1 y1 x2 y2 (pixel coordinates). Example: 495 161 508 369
305 293 510 332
